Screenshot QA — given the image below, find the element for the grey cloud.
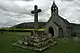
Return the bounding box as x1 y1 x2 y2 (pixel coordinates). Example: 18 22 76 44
0 0 80 27
0 0 49 15
0 2 32 14
0 9 33 27
23 0 34 1
0 0 52 27
58 0 80 23
61 0 74 2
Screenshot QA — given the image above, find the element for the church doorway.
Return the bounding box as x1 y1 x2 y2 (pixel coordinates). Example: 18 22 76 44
49 27 54 37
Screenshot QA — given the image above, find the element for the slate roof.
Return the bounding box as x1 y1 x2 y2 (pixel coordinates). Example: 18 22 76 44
58 15 69 24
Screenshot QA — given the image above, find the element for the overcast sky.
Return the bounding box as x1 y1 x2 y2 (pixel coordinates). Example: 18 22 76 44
0 0 80 27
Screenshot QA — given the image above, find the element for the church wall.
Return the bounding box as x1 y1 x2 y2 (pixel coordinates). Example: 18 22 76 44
52 15 66 29
58 28 64 37
51 14 70 36
67 28 72 36
71 25 80 35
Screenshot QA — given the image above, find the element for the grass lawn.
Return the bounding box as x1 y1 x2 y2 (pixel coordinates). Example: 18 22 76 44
0 32 80 53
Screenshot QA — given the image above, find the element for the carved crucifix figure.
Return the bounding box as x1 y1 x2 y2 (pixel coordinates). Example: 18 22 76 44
31 5 41 34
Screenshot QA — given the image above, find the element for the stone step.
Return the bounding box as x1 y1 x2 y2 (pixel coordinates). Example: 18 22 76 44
13 41 57 52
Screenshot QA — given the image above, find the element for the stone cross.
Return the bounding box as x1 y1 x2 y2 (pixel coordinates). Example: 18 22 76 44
31 5 41 33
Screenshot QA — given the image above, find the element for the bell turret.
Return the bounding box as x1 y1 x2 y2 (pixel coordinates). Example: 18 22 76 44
51 0 58 15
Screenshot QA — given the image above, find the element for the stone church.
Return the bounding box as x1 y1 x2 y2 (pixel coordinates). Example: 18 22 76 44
45 1 80 37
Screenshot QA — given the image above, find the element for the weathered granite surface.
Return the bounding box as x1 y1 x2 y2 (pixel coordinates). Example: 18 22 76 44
13 33 57 51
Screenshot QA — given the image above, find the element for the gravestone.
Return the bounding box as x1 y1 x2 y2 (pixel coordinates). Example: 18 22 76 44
13 5 57 52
